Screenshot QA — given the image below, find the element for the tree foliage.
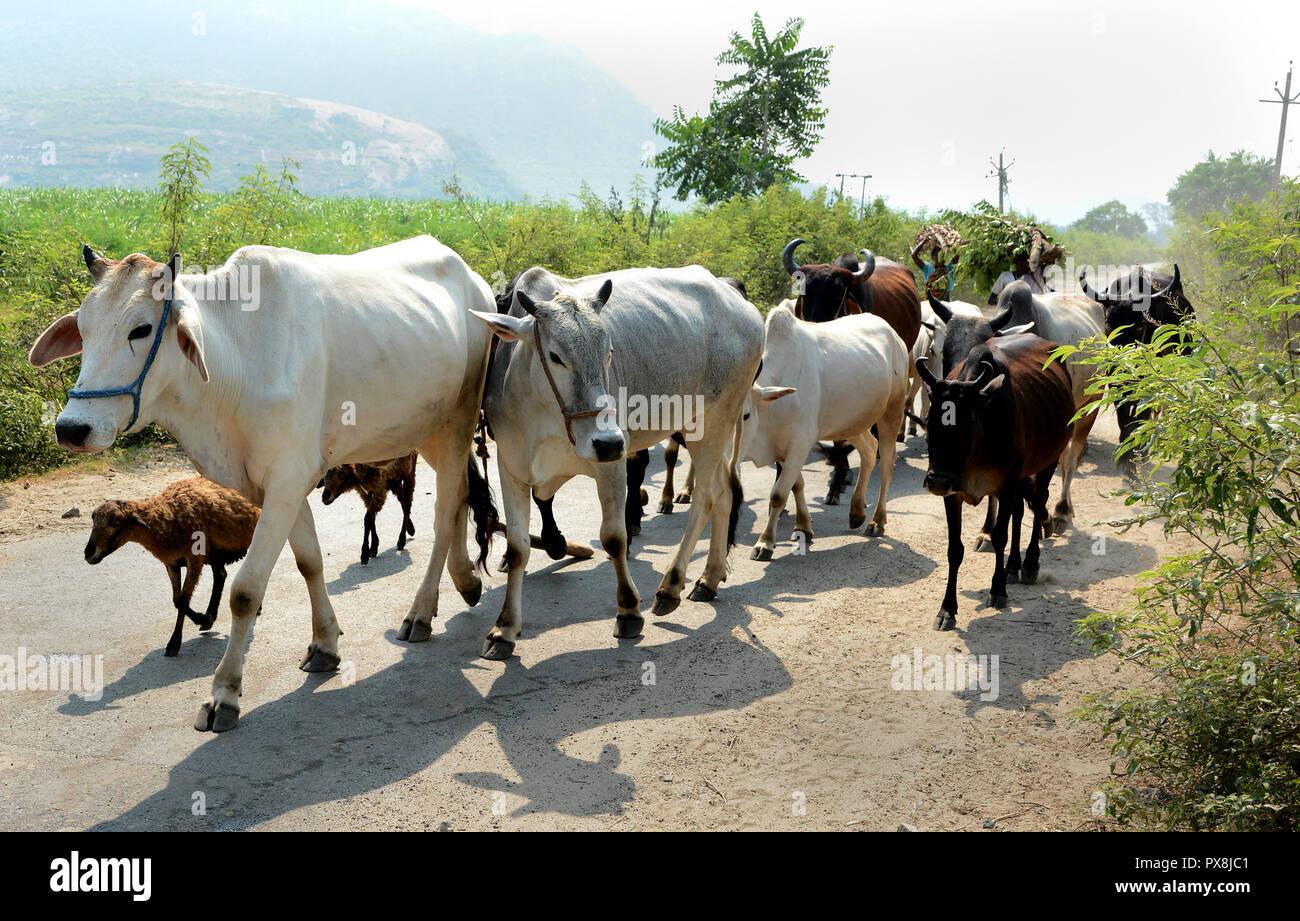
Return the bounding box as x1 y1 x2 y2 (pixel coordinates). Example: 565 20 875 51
1071 199 1148 239
158 137 211 255
1167 149 1274 221
652 14 831 203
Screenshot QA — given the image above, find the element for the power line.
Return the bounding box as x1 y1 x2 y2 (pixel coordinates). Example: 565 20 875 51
835 171 872 213
1260 60 1300 190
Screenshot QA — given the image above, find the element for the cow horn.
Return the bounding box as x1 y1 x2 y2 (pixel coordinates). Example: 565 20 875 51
782 238 805 276
1078 268 1104 302
988 305 1013 333
916 356 938 389
972 360 995 388
851 248 876 283
1152 264 1181 299
926 291 953 323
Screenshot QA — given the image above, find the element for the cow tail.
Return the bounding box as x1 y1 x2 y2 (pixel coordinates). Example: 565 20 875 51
726 406 745 553
466 454 498 572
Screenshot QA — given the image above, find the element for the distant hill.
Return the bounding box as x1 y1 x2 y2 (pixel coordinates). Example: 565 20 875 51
0 83 517 198
0 0 660 200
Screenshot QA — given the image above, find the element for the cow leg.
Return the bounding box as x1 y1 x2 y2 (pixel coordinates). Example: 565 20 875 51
753 447 805 560
481 467 533 659
196 477 322 732
988 486 1015 609
847 431 877 531
900 374 921 442
288 501 343 675
916 377 931 438
1050 411 1093 536
791 472 814 542
596 466 643 639
866 394 905 537
530 493 568 563
677 452 696 504
400 436 478 643
1006 482 1026 584
692 453 738 599
653 438 726 615
625 448 650 538
659 438 680 513
935 495 963 631
1022 463 1055 585
974 496 998 552
201 562 226 631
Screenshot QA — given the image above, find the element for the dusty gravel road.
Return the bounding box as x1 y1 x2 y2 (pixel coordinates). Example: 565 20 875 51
0 414 1180 831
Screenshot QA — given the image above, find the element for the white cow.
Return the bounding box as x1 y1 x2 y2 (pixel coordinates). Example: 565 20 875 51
474 265 763 659
739 304 909 560
908 297 985 437
29 238 494 732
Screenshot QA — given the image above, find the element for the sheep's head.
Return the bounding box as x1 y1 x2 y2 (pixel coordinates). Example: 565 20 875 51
320 465 362 505
85 500 142 564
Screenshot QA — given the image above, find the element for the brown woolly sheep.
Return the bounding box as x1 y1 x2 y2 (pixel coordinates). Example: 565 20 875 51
84 477 260 657
319 453 417 564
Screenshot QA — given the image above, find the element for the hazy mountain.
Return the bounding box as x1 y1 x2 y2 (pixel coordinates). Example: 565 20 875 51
0 0 659 199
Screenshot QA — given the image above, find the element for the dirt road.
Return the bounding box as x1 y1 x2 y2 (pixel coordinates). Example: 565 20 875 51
0 414 1177 830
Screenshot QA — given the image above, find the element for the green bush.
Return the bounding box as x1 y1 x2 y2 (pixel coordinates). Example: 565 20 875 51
1069 181 1300 830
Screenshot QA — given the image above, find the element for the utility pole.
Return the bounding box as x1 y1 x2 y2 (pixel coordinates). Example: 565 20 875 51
1260 61 1300 190
987 150 1014 212
834 171 871 213
835 172 848 200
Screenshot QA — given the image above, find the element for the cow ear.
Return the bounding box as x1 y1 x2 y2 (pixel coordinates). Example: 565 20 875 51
979 374 1005 399
514 289 539 317
590 279 614 312
175 303 209 382
28 311 83 366
756 385 796 402
920 319 936 331
470 309 534 342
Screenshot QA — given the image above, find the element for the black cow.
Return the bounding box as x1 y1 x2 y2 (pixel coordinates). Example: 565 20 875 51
1078 266 1194 461
916 333 1075 630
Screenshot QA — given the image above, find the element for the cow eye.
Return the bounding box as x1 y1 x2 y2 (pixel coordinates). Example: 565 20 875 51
743 411 751 421
548 351 565 368
128 323 152 341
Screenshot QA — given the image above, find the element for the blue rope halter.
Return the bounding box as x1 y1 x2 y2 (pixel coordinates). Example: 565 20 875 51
67 294 174 433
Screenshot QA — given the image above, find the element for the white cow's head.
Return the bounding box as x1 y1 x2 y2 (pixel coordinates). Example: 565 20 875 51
472 279 623 462
28 247 208 453
738 383 797 469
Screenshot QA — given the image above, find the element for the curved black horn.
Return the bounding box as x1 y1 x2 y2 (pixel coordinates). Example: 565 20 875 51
988 305 1013 333
781 238 805 275
82 244 100 271
916 355 938 389
1153 263 1181 299
851 248 876 283
1078 268 1104 302
926 290 953 323
971 360 995 388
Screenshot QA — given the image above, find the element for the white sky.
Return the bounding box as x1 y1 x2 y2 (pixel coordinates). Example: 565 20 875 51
398 0 1300 223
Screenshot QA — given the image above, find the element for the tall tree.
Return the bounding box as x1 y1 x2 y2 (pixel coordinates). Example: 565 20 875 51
1167 150 1274 219
652 14 831 203
1071 200 1148 238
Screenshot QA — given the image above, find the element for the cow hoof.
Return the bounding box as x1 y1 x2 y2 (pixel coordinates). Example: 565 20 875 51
480 636 515 660
299 646 342 672
657 499 674 514
1007 570 1020 585
675 492 692 505
1050 516 1071 536
849 512 866 529
194 701 239 733
627 522 641 538
1021 568 1040 586
164 645 179 658
614 613 644 639
824 494 840 506
496 557 510 574
974 534 993 552
397 618 432 643
865 521 884 537
751 545 773 561
688 581 717 603
639 487 649 507
990 593 1008 608
460 579 483 607
200 613 217 631
651 592 680 616
933 611 956 631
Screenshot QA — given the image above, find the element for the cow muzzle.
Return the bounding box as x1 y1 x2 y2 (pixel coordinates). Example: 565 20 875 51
591 433 626 463
923 472 957 497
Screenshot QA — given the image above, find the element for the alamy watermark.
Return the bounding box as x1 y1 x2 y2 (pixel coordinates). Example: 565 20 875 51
891 647 999 701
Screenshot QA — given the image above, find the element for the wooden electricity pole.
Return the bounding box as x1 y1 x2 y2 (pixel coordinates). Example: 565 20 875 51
1260 61 1300 190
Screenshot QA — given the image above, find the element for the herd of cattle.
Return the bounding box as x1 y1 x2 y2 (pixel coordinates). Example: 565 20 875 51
26 236 1194 731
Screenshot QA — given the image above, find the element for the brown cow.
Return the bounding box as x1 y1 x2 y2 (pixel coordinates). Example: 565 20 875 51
915 333 1075 630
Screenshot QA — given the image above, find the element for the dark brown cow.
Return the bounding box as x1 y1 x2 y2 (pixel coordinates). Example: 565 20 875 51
915 333 1075 631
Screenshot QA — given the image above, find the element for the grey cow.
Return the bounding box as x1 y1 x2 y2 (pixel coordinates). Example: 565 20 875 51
469 265 764 659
